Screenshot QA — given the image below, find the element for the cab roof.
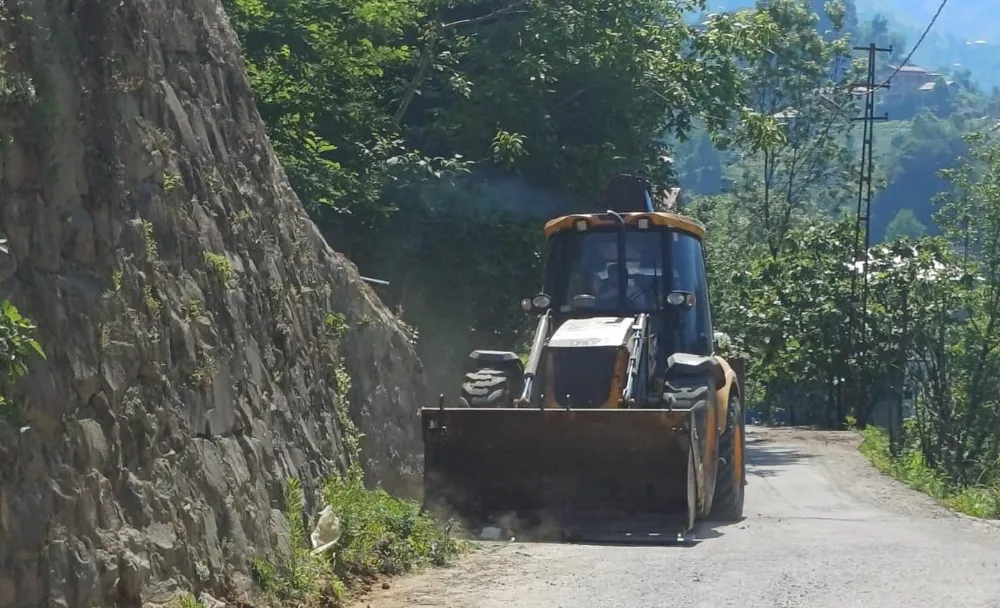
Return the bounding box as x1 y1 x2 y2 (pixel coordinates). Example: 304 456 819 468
543 211 706 240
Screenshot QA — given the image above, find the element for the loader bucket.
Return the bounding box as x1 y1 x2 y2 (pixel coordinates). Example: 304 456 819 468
421 407 703 538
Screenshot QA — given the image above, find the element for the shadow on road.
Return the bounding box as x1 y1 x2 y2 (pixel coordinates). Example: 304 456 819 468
746 438 815 478
493 514 743 548
463 498 750 547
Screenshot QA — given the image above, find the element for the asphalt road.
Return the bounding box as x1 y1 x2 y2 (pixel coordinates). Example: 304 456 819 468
362 427 1000 608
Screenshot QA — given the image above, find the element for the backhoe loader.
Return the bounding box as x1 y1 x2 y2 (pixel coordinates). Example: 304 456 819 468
421 175 747 540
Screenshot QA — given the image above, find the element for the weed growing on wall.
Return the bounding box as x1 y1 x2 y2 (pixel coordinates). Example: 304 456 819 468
0 291 45 422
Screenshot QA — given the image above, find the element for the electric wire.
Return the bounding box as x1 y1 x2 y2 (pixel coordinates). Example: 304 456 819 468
852 0 950 94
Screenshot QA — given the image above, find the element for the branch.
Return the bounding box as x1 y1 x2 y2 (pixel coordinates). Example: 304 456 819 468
393 33 437 124
394 2 532 124
441 1 531 29
554 82 599 109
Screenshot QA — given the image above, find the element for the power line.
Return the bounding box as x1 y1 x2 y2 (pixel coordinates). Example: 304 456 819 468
881 0 949 87
852 0 949 95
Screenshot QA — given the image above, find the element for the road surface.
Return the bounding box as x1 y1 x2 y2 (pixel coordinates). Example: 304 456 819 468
360 427 1000 608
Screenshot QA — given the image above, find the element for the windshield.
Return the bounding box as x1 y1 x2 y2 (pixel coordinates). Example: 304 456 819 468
547 229 665 314
543 226 713 354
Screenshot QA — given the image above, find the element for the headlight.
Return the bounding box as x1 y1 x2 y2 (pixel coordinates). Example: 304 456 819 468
531 294 552 309
666 292 696 306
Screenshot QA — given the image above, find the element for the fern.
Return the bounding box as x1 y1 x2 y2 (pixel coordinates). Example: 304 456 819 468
178 595 203 608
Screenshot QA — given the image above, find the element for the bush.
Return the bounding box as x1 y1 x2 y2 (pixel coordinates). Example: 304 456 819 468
250 468 465 607
860 425 1000 519
0 298 45 423
325 466 463 578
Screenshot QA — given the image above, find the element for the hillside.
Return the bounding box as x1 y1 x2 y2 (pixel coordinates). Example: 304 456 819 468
705 0 1000 88
853 0 995 44
0 0 427 605
708 0 990 38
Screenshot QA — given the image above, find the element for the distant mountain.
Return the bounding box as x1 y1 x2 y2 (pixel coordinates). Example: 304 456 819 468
854 0 1000 88
700 0 1000 89
852 1 996 44
704 0 994 41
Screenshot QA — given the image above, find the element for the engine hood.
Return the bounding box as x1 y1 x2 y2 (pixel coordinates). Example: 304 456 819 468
547 316 635 349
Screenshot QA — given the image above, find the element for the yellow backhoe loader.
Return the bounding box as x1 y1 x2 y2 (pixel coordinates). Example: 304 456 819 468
421 175 747 541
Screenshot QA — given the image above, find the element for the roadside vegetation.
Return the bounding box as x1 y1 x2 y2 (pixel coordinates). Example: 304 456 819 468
861 425 1000 519
244 468 464 607
234 314 466 607
688 3 1000 517
178 466 464 607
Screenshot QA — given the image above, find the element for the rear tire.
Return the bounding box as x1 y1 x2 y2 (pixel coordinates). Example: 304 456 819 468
460 367 516 407
709 394 745 521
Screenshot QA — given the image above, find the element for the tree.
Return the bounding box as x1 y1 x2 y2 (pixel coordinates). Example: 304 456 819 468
223 0 425 231
932 131 1000 478
700 211 858 425
856 12 907 63
884 208 927 240
396 0 783 202
226 0 784 241
811 0 857 39
871 110 969 240
732 0 861 255
676 132 724 194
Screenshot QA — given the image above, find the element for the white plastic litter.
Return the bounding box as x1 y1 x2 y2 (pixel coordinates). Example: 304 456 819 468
310 505 342 555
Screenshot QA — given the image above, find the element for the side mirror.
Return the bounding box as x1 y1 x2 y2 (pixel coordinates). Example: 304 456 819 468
522 293 552 314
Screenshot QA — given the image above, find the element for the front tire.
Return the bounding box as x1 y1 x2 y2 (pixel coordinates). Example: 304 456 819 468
460 367 516 407
709 393 745 521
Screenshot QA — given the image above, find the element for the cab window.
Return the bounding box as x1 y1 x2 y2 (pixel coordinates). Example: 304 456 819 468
667 231 713 355
547 229 664 313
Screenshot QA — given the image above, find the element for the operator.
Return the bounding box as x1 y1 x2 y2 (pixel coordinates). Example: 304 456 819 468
593 262 623 310
593 262 653 310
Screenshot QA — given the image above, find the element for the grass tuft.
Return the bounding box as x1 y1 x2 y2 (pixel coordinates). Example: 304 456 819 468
249 467 466 607
859 425 1000 519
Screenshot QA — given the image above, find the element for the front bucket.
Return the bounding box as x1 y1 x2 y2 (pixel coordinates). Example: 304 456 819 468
421 408 698 536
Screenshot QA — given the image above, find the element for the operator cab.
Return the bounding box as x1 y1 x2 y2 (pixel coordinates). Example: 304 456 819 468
539 212 714 365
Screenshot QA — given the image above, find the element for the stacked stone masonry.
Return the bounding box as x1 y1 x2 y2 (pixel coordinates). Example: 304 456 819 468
0 0 426 605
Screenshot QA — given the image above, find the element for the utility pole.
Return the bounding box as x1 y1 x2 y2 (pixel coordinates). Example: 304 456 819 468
848 42 891 428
